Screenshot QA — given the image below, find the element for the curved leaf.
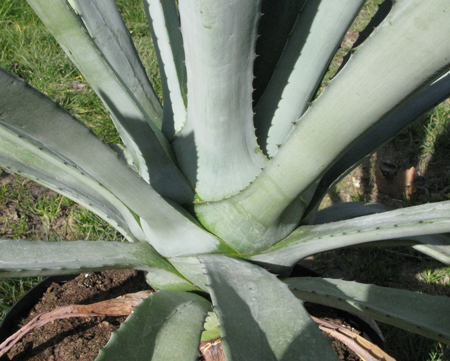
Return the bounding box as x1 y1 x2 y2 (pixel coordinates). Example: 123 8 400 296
199 255 340 361
0 68 224 257
96 291 211 361
26 0 193 202
286 277 450 344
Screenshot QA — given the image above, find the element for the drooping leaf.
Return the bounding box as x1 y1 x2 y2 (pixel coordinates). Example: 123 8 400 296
0 68 225 257
286 277 450 344
96 291 211 361
199 255 340 361
308 201 450 265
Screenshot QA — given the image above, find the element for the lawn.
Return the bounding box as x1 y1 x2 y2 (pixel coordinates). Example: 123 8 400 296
0 1 449 360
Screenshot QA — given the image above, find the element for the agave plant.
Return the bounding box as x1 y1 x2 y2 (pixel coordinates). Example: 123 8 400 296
1 0 450 359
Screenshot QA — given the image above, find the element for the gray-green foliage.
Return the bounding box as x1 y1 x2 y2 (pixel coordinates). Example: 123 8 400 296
1 0 450 360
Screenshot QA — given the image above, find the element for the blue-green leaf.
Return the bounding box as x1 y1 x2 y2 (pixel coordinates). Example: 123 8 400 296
143 0 187 138
254 0 365 157
249 201 450 270
72 0 163 129
286 277 450 344
172 0 267 201
26 0 192 202
199 255 340 361
96 291 211 361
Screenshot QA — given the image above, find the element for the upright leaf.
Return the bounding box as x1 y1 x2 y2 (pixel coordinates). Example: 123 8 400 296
306 70 450 214
26 0 192 202
254 0 365 157
252 0 307 105
196 0 450 249
71 0 163 129
143 0 187 138
172 0 267 201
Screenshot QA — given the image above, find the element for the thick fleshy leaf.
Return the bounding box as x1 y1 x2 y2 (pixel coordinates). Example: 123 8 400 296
71 0 163 129
306 70 450 215
197 0 450 249
249 201 450 271
143 0 187 138
252 0 307 106
254 0 365 157
26 0 193 202
172 0 267 201
286 277 450 344
96 291 211 361
0 127 145 243
0 239 198 291
168 256 209 292
199 255 340 361
0 68 225 257
309 202 450 265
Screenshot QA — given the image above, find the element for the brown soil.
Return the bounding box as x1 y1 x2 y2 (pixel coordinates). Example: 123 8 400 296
2 269 151 361
2 268 374 361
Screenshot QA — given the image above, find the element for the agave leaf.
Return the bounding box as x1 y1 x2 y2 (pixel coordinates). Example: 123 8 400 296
96 291 211 361
413 244 450 265
71 0 163 129
249 201 450 271
255 0 450 203
309 202 388 225
26 0 193 202
199 255 340 361
0 79 148 243
0 68 225 257
0 239 199 291
0 239 162 276
0 129 144 243
143 0 187 138
286 277 450 344
252 0 307 106
198 0 450 249
306 70 450 215
168 256 209 292
172 0 267 201
309 201 450 265
254 0 365 157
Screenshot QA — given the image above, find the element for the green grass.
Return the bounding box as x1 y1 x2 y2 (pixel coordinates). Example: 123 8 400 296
0 1 450 361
